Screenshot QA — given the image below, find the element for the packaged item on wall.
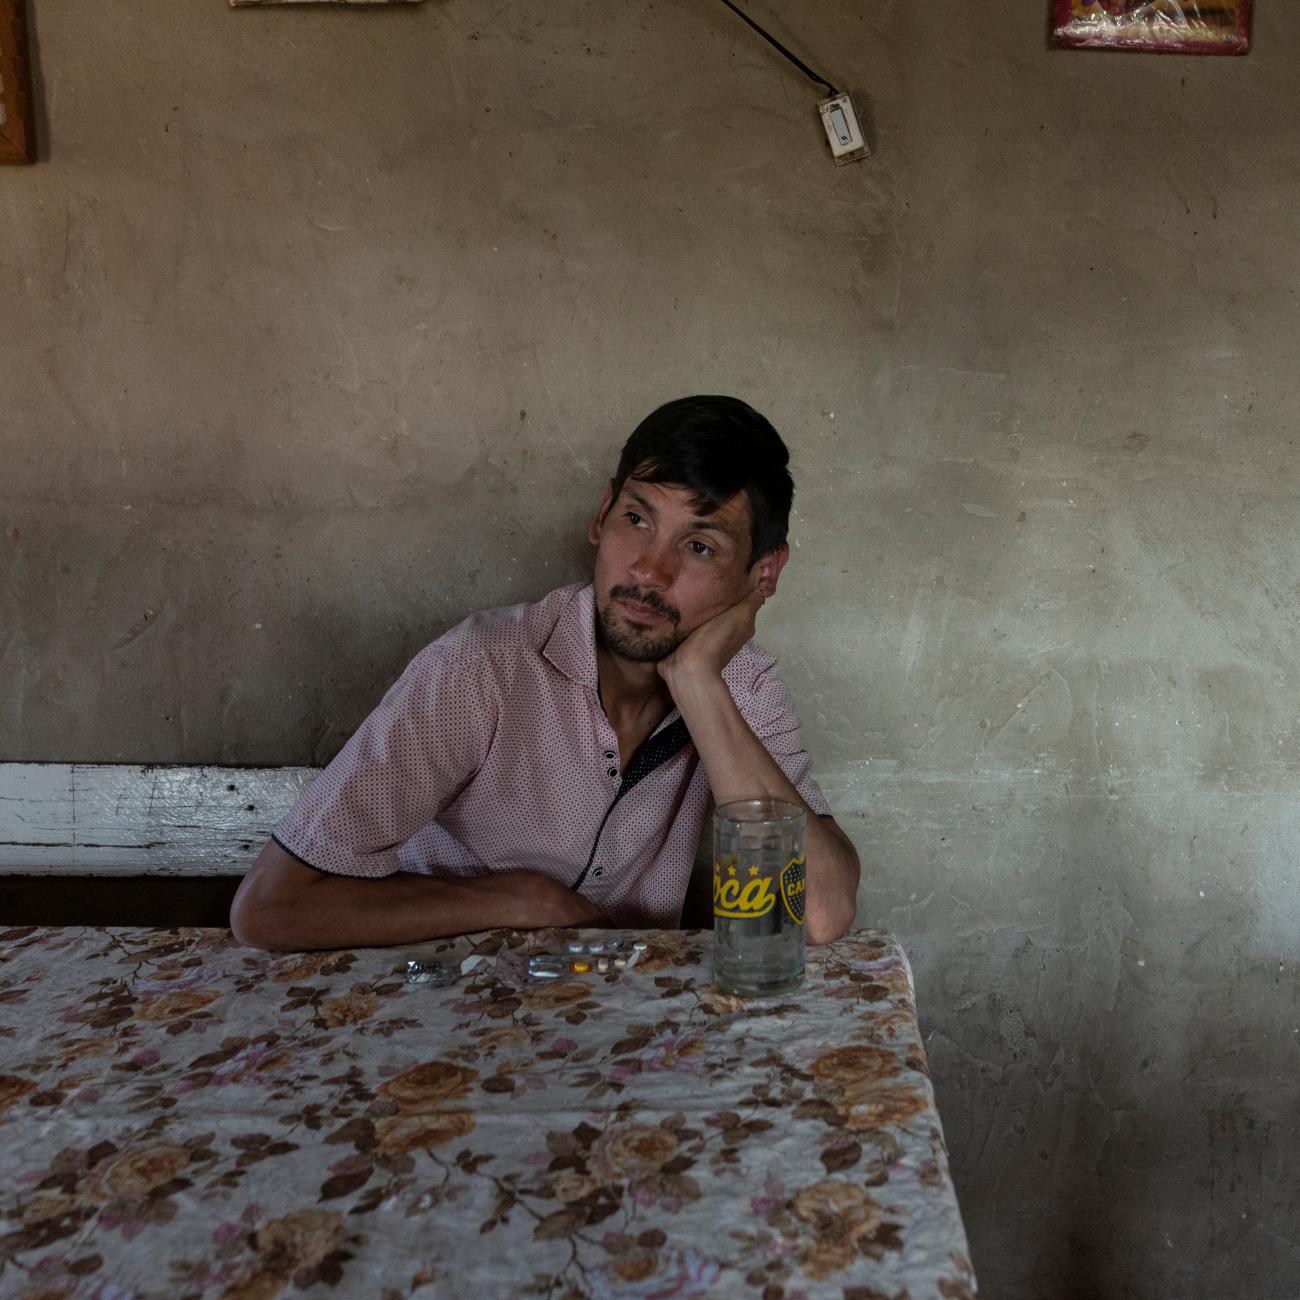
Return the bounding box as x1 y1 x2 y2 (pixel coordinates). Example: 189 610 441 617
1052 0 1253 55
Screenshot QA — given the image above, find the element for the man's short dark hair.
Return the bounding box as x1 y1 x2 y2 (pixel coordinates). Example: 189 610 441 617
611 396 794 567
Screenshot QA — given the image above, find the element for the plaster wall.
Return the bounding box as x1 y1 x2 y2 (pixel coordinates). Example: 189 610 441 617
3 2 1298 1295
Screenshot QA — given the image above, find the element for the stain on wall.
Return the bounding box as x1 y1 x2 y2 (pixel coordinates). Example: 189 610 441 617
3 2 1298 1295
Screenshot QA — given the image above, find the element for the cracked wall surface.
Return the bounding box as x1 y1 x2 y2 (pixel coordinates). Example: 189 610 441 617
3 2 1298 1295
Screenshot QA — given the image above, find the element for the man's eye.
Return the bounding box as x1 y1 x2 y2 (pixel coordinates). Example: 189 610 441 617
688 541 714 557
625 511 644 526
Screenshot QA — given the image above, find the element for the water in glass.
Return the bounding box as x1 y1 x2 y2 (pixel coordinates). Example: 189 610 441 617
712 798 806 997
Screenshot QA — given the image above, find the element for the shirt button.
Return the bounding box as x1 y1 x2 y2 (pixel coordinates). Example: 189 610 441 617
607 767 619 779
603 750 616 760
593 867 604 878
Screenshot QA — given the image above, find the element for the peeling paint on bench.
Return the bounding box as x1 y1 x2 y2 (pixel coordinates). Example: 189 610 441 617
0 764 316 875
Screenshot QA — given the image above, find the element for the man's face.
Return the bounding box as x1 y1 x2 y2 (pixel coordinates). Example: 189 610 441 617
588 478 762 663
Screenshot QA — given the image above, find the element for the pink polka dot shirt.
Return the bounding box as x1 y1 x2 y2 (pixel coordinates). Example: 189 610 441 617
274 583 829 928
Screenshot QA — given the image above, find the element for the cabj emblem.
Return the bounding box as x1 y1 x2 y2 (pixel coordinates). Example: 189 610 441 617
780 854 806 925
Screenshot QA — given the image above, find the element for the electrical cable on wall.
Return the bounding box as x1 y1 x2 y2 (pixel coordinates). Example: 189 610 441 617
714 0 869 164
715 0 839 96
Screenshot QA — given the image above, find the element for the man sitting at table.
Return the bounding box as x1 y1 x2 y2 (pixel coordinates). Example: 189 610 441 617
230 396 860 951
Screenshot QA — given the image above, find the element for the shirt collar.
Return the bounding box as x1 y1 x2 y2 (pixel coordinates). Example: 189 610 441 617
543 583 600 690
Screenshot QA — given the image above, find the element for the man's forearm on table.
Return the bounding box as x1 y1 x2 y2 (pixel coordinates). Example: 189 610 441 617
666 672 861 944
231 868 515 951
229 849 597 952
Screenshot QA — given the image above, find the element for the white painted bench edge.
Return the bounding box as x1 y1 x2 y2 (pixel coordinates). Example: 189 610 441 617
0 764 316 876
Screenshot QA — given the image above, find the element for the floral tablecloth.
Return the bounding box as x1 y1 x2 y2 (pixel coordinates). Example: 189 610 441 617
0 926 975 1300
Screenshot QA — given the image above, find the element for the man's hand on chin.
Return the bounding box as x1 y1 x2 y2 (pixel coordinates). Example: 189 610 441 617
657 587 767 692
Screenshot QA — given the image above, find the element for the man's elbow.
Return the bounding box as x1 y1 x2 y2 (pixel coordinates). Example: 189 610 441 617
230 841 320 951
806 893 857 946
229 892 279 951
229 880 306 952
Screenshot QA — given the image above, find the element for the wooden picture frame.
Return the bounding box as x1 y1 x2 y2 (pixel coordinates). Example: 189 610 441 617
0 0 35 163
230 0 423 6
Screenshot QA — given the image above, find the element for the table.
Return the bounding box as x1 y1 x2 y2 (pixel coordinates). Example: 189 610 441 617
0 926 976 1299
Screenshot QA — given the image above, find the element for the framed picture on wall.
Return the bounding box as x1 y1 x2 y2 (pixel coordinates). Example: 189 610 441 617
1052 0 1253 54
0 0 36 163
230 0 422 6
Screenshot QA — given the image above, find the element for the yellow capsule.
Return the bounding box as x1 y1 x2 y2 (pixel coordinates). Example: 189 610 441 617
571 959 592 973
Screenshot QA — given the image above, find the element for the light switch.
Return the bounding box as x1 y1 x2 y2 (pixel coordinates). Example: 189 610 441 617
818 93 869 165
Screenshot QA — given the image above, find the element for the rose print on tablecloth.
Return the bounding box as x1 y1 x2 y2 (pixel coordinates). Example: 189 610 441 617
0 927 975 1298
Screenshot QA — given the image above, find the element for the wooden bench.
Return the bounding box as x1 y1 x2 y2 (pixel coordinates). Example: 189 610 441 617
0 763 716 928
0 764 312 925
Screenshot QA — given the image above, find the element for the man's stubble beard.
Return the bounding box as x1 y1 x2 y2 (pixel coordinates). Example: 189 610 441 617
595 590 684 664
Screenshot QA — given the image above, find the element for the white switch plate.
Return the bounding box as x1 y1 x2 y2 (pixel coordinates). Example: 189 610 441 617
818 93 869 165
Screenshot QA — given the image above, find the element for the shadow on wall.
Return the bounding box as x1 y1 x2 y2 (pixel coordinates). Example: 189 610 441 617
901 768 1300 1300
226 515 594 770
1 877 241 927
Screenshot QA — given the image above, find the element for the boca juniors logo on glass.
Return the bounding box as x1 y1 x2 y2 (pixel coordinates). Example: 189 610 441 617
780 854 806 925
713 854 775 919
713 853 806 926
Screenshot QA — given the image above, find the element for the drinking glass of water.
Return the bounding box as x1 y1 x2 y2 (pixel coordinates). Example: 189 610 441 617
712 798 806 997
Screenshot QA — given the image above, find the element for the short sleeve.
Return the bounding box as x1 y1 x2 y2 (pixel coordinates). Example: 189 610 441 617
738 661 832 817
273 646 498 877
